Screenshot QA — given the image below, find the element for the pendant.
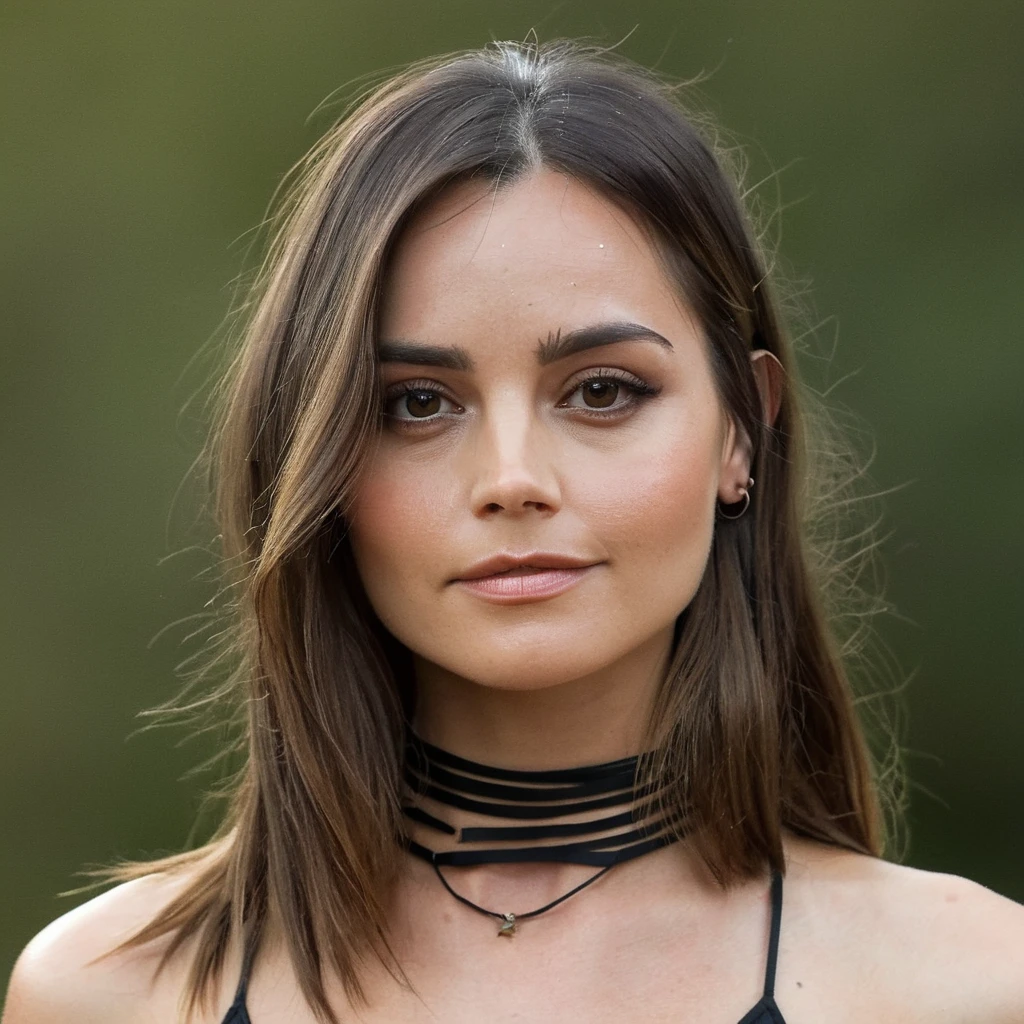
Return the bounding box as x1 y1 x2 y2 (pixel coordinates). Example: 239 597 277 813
497 913 517 938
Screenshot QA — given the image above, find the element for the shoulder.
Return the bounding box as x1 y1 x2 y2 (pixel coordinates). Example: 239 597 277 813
2 869 229 1024
782 834 1024 1022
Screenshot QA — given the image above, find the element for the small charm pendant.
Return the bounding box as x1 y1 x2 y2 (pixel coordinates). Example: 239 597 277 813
497 913 517 937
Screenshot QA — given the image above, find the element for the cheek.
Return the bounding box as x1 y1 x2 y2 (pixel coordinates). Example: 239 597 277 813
346 456 454 608
563 408 722 648
576 429 719 575
345 410 723 655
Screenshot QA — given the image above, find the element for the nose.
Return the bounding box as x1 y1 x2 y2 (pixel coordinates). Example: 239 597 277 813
466 395 562 517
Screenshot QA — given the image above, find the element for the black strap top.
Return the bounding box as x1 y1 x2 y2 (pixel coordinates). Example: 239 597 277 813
219 869 786 1024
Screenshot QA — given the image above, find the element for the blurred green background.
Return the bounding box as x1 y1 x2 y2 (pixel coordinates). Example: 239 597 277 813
2 0 1021 978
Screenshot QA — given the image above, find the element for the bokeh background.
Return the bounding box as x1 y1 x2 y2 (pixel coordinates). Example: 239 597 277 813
3 0 1022 981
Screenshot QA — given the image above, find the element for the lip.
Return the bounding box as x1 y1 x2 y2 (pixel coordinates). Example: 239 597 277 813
450 553 602 606
454 552 601 581
454 565 598 603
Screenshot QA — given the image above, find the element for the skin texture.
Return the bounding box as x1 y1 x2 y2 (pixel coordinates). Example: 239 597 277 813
348 167 780 771
5 170 1024 1024
6 838 1024 1024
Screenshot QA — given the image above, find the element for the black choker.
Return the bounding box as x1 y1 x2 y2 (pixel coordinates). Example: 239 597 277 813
401 734 683 936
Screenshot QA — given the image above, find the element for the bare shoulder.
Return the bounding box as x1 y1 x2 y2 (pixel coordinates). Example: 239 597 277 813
782 833 1024 1022
2 867 226 1024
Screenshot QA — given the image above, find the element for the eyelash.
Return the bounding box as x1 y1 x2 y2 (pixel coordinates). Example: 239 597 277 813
382 368 661 430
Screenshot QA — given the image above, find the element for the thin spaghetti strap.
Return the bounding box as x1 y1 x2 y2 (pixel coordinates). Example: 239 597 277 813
762 869 784 1000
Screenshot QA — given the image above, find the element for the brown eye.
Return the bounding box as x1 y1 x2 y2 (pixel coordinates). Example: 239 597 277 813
404 390 441 417
560 370 660 418
581 380 619 409
383 381 461 427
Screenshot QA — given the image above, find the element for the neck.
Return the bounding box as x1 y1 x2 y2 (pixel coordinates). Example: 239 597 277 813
410 624 674 770
400 626 681 916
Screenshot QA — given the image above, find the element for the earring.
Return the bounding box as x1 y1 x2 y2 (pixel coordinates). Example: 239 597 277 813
716 477 754 520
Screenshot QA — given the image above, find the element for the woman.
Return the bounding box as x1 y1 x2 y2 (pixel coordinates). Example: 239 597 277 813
5 38 1023 1024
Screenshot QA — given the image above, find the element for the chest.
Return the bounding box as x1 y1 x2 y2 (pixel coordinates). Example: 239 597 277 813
239 912 781 1024
218 899 943 1024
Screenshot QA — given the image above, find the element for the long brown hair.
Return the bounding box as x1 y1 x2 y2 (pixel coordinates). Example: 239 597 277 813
97 37 900 1023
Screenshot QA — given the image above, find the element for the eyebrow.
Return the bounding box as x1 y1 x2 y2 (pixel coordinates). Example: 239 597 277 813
377 320 673 372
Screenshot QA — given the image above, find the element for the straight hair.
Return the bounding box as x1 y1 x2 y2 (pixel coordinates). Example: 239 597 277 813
94 37 898 1024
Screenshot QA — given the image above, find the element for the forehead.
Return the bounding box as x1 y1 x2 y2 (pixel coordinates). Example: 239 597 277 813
379 168 700 353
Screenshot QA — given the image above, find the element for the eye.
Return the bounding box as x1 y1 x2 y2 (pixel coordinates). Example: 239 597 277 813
559 369 660 417
381 369 660 431
383 380 463 426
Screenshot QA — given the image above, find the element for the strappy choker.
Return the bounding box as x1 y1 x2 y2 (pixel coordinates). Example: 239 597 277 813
401 733 684 935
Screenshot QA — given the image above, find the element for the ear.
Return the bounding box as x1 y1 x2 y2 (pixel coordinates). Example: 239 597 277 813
750 348 784 429
717 349 786 504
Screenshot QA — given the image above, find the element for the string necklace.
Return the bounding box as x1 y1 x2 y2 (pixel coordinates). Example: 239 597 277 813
401 733 684 937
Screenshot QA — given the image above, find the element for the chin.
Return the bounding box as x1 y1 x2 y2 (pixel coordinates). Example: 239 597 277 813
448 661 598 692
410 623 653 692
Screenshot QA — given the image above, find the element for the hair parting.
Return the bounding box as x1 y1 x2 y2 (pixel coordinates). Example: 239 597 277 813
88 37 903 1024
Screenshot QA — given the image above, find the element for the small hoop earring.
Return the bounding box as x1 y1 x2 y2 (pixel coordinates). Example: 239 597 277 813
716 477 754 521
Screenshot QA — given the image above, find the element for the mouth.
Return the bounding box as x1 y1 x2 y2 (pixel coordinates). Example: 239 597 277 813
453 564 598 603
484 564 556 577
455 552 601 582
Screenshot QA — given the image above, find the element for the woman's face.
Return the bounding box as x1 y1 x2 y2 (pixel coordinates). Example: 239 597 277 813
347 168 751 694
